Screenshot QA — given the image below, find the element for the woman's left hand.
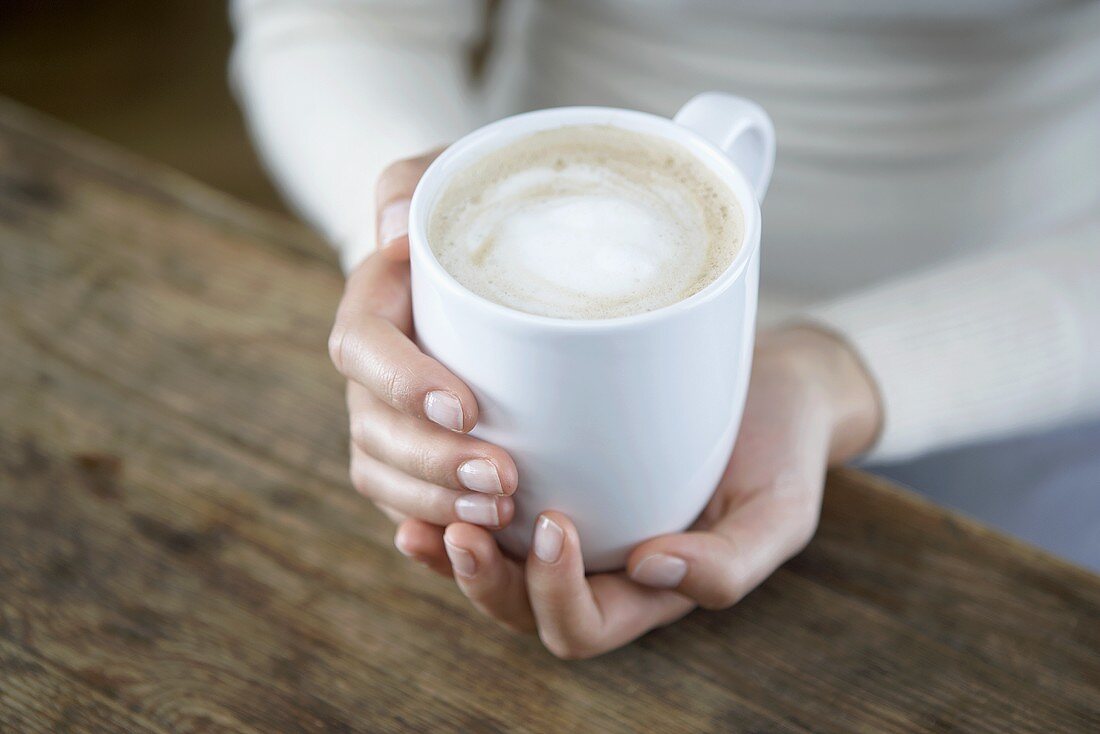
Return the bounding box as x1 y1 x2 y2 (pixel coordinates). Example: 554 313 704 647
393 327 881 658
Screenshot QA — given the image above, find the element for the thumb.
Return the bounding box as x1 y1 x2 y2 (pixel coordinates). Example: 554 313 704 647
625 488 821 610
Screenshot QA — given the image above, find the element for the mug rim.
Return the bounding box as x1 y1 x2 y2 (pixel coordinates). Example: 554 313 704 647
408 105 762 332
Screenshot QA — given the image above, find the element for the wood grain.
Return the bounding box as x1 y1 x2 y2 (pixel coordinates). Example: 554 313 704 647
1 97 1099 733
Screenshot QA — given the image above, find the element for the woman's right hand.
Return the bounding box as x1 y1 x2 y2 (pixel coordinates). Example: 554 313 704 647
329 152 518 575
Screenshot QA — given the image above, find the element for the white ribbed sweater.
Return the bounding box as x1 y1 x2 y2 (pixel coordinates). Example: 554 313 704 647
229 0 1100 463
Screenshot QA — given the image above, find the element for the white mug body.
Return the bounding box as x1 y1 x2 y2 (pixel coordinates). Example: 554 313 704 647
409 97 773 571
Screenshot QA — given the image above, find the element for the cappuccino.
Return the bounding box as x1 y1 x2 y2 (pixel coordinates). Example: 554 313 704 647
428 125 742 319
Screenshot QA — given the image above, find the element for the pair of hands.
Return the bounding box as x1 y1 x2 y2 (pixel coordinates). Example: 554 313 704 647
329 153 881 659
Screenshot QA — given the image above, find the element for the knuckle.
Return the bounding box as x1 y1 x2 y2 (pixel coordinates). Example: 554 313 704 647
328 326 348 371
702 568 745 610
496 617 534 636
539 630 596 661
382 365 404 401
700 591 738 611
331 325 371 380
385 363 432 416
379 361 416 407
408 443 441 482
375 503 406 525
349 462 374 499
348 414 373 449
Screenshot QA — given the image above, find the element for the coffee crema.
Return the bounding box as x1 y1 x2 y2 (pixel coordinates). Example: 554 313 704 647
427 125 742 319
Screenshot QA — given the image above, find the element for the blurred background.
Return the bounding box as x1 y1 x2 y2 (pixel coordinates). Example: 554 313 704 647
0 0 283 212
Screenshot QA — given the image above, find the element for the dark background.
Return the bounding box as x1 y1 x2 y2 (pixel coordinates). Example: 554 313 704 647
0 0 284 212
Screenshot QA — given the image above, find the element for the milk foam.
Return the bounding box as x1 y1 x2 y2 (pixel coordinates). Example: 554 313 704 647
429 125 742 319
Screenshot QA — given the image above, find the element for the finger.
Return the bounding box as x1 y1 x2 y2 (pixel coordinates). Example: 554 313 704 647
348 385 517 495
375 151 442 254
526 512 693 659
377 198 411 256
395 519 452 578
350 446 514 528
330 257 478 432
337 245 413 331
373 501 406 525
349 436 408 525
626 487 821 610
375 153 440 211
443 524 535 633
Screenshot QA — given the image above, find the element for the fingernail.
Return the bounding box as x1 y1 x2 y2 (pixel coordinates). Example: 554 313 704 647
457 459 503 495
630 554 688 589
533 515 564 564
444 540 477 578
424 391 464 432
455 494 500 526
378 199 411 248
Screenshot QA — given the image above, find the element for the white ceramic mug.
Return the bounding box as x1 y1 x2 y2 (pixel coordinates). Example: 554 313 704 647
409 93 775 571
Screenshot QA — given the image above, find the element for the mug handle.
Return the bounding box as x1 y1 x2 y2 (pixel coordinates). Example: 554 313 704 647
674 92 775 202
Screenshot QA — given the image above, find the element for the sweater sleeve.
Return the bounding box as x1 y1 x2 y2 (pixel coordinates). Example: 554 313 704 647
806 218 1100 463
229 0 484 272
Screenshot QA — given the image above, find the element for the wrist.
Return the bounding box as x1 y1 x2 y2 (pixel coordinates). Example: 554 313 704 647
757 326 882 463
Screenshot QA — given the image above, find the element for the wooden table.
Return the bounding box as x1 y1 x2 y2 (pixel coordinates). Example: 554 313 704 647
2 97 1099 734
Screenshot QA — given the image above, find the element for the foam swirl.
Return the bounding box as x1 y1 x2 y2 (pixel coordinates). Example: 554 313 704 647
429 125 741 319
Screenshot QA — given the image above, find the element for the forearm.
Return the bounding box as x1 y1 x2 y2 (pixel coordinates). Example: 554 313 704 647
805 219 1100 462
229 0 483 271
